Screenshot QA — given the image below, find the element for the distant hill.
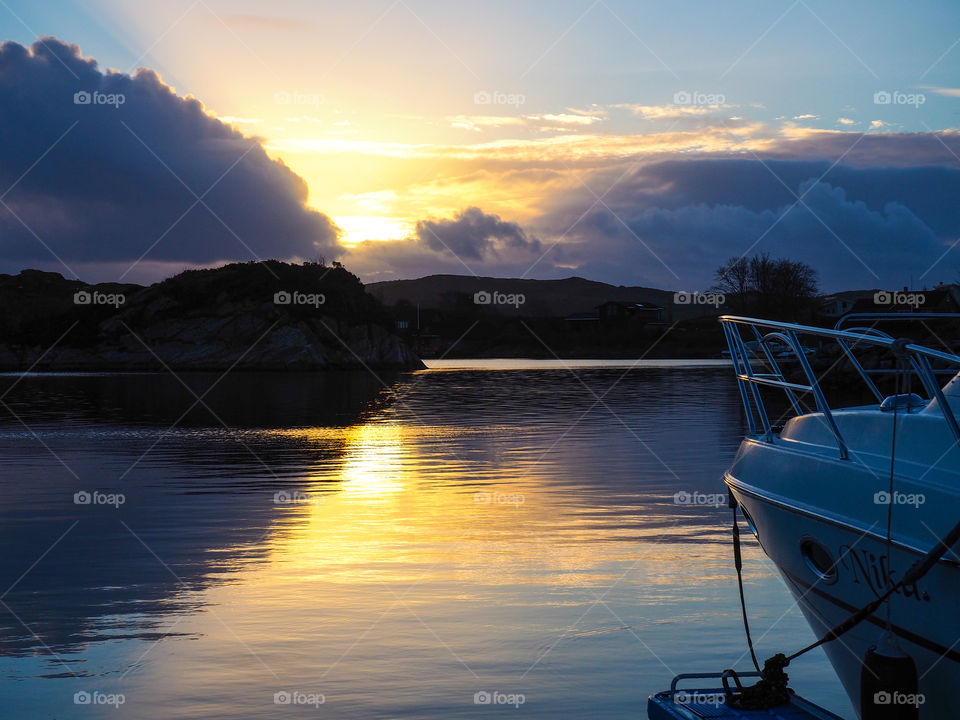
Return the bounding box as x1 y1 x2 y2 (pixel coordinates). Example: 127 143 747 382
366 275 698 318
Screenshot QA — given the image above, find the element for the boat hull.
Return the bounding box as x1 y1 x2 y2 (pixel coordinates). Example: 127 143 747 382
726 445 960 720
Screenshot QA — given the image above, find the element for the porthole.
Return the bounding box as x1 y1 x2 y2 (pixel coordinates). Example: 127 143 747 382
800 537 838 584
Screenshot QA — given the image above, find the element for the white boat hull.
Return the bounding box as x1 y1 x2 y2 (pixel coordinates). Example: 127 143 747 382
727 441 960 720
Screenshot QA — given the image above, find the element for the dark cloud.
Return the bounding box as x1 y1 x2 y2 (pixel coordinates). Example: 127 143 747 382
522 150 960 291
415 207 540 260
0 37 340 277
343 207 545 281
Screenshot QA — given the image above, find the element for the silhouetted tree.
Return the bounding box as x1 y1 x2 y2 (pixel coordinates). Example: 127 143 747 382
713 256 750 312
713 252 818 319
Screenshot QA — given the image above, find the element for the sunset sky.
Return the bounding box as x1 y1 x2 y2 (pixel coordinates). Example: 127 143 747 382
1 0 959 290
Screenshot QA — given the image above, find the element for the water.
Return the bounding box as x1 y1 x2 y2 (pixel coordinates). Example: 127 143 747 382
0 363 853 718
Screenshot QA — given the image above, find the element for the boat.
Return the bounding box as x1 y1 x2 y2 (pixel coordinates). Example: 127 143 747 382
648 672 846 719
721 338 818 363
719 315 960 719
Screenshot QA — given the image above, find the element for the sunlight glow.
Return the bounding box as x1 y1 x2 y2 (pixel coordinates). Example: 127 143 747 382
335 216 412 246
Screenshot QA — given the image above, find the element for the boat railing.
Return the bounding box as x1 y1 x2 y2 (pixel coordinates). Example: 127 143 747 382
720 315 960 459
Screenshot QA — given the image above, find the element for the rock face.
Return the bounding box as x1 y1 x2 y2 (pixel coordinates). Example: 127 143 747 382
0 262 424 371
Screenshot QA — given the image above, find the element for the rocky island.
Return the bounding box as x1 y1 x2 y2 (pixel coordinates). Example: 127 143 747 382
0 261 424 371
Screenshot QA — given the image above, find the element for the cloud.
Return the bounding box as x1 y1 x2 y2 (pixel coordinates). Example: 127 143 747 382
533 156 959 290
416 207 540 261
345 149 960 291
0 37 340 278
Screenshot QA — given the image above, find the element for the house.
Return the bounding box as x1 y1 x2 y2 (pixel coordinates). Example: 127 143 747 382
596 301 665 324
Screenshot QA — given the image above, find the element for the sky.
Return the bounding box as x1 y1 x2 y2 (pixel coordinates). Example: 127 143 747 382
0 0 958 291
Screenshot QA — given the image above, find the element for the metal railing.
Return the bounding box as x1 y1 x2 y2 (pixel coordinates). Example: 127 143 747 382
720 316 960 458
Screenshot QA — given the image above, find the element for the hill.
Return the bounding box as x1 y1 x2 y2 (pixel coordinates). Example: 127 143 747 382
366 275 686 318
0 262 422 371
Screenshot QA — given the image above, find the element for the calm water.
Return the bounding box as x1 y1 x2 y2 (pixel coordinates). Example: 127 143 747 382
0 363 853 719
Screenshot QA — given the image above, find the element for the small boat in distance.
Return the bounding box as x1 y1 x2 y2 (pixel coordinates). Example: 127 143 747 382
720 315 960 719
720 338 818 363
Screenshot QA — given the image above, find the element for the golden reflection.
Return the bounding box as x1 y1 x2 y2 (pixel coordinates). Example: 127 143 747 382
338 424 406 499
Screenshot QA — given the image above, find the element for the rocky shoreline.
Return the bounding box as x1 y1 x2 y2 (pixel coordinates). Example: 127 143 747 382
0 262 424 372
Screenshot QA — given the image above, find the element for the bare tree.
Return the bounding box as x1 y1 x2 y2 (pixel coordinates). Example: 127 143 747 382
712 257 750 312
713 252 819 319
